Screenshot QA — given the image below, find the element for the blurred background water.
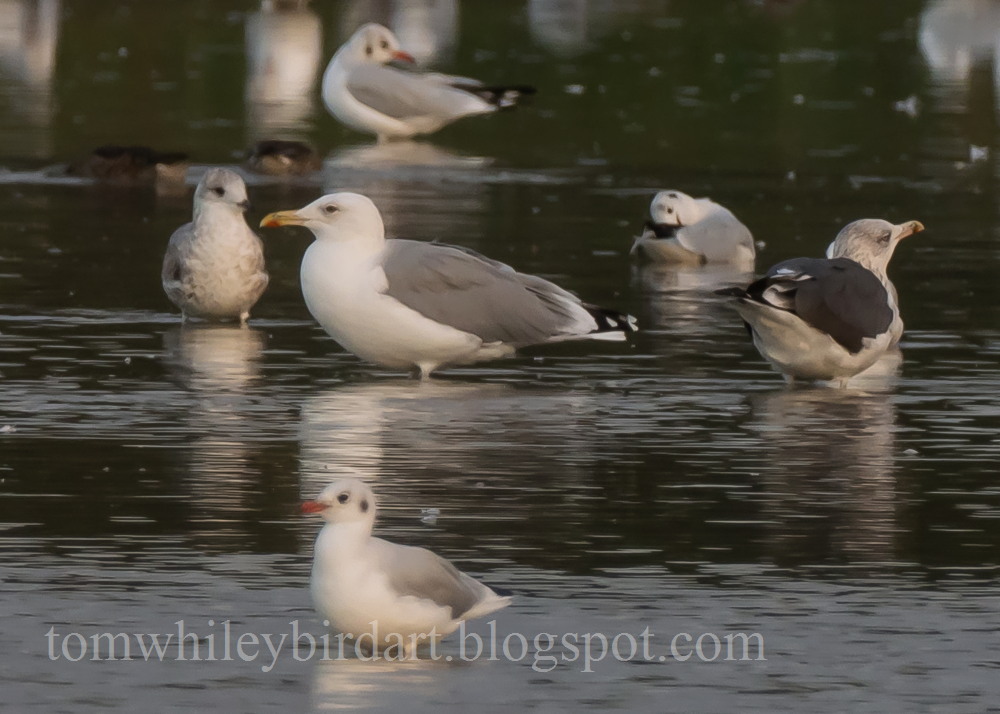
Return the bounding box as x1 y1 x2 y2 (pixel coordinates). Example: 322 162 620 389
1 1 1000 712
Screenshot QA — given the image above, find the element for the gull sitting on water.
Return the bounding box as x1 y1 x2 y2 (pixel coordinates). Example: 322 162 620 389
717 219 923 387
322 23 534 141
261 192 637 377
161 168 269 324
303 479 510 656
631 190 755 267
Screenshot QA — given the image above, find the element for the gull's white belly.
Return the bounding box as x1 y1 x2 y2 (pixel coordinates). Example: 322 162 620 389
301 242 485 371
311 536 455 643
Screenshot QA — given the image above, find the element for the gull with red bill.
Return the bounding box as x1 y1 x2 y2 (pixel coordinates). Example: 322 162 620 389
717 218 924 387
301 479 510 656
321 23 535 141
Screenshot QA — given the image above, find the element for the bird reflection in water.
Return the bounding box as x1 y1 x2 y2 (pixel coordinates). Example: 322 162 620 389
0 0 60 157
245 0 323 140
746 386 900 567
633 263 754 333
163 325 279 550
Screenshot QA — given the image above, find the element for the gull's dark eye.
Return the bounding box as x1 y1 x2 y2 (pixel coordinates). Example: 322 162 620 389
212 187 225 197
324 205 338 215
380 40 389 49
365 45 373 56
879 232 891 243
337 492 350 504
666 208 674 214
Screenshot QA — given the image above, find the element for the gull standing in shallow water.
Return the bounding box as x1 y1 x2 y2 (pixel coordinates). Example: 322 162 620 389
631 190 755 267
261 192 637 378
717 218 923 387
322 23 534 141
161 168 269 324
303 479 510 656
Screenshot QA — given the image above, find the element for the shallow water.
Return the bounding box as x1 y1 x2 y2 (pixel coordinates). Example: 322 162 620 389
2 1 1000 712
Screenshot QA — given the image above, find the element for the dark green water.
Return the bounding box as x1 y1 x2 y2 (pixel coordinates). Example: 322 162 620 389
1 1 999 711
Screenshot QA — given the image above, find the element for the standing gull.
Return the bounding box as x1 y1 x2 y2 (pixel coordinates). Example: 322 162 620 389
303 479 510 655
322 23 534 141
161 168 269 324
261 192 636 377
631 190 755 267
717 219 923 386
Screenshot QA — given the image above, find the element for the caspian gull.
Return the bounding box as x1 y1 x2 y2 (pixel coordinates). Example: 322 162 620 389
322 23 535 141
261 192 637 377
303 478 510 656
717 219 923 386
631 190 755 267
161 168 269 324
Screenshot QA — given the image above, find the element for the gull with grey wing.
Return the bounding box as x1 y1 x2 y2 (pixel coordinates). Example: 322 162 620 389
302 479 510 655
322 23 534 141
261 192 636 377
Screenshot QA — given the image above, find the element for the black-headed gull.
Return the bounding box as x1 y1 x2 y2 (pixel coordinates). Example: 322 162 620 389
631 190 755 267
261 192 636 377
161 168 269 324
321 23 534 141
302 479 510 655
717 219 923 386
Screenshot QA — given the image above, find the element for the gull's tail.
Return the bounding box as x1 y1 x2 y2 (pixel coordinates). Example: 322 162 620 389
470 84 537 110
583 305 639 341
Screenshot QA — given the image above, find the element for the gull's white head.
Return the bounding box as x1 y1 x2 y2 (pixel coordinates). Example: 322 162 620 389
260 192 385 244
301 478 377 527
338 23 415 66
826 218 924 275
194 168 250 218
649 190 703 229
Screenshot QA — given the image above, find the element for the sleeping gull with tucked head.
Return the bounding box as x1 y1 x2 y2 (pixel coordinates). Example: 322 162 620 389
261 192 637 377
717 218 923 387
161 168 269 324
322 23 534 141
302 479 510 656
631 190 755 267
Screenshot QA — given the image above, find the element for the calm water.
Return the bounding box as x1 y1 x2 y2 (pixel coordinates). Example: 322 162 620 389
2 1 1000 711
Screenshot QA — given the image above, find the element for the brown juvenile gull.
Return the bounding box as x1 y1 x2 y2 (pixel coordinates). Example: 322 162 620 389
161 168 269 324
321 23 534 141
303 478 510 656
717 218 923 386
631 189 755 267
260 192 637 377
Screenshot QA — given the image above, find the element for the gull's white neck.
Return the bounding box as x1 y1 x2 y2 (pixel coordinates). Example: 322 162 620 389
315 518 376 558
